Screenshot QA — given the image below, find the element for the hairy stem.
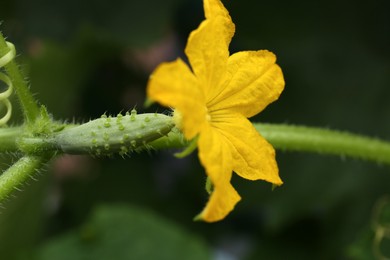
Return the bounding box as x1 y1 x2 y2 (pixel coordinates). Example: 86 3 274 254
0 156 49 201
0 127 23 152
256 124 390 165
0 32 40 124
150 123 390 165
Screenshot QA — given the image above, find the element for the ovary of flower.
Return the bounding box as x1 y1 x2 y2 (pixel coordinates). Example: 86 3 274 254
147 0 285 222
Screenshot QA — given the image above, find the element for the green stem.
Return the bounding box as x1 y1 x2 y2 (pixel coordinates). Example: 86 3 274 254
0 156 49 201
256 124 390 165
2 120 390 166
0 127 23 152
149 123 390 165
0 32 40 124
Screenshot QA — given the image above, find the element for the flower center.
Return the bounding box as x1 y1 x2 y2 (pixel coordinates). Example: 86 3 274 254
173 108 211 130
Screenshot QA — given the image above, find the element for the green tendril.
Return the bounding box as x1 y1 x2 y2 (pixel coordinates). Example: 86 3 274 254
0 33 40 124
0 42 15 126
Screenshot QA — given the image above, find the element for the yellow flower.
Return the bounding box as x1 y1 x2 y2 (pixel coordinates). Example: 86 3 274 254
147 0 285 222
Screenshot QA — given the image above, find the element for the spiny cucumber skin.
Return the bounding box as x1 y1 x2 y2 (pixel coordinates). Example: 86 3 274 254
54 113 174 156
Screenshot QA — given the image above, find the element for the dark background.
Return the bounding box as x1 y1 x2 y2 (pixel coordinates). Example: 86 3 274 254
1 0 390 259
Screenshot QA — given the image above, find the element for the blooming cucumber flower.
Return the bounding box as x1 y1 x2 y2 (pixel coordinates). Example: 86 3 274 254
147 0 285 222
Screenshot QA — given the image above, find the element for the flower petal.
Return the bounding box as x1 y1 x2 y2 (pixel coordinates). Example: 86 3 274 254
204 0 230 20
197 124 241 222
198 124 231 184
147 58 206 139
213 112 283 185
185 16 234 99
208 50 285 118
197 180 241 222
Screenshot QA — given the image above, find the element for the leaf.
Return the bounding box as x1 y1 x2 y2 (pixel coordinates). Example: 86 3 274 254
35 204 211 260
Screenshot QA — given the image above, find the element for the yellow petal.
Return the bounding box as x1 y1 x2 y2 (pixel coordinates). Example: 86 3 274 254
197 180 241 222
185 16 234 99
196 124 241 222
198 124 231 184
208 50 285 118
147 58 206 139
212 112 283 185
203 0 230 20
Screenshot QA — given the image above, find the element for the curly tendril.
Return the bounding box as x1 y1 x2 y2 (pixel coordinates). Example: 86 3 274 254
0 41 15 126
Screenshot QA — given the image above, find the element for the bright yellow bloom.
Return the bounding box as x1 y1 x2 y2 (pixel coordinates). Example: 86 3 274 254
147 0 284 222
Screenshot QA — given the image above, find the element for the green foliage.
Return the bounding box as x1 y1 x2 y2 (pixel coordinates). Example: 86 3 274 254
35 205 211 260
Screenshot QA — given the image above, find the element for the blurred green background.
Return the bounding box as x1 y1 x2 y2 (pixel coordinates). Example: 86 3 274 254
1 0 390 259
